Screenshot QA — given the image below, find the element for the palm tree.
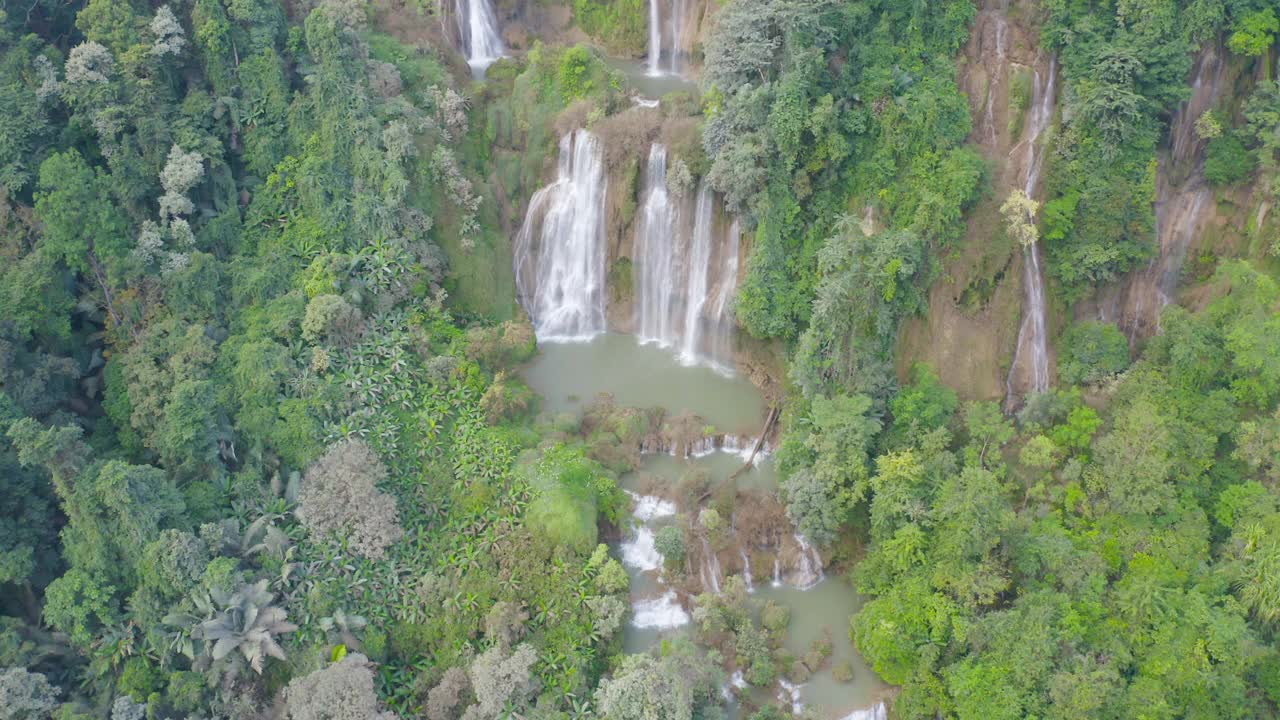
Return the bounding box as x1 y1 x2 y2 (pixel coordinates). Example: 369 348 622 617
165 580 297 675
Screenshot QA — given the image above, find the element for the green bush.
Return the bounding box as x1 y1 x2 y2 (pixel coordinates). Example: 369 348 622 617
1057 321 1131 385
557 46 595 103
1203 134 1256 186
118 657 161 701
525 446 618 553
572 0 647 56
164 671 206 713
654 526 685 569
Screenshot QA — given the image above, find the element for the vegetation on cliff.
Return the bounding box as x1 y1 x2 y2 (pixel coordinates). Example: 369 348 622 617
3 0 1280 717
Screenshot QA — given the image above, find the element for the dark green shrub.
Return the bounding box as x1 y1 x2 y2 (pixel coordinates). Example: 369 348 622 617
1058 321 1130 385
572 0 647 55
117 657 161 702
654 526 685 569
1204 134 1255 186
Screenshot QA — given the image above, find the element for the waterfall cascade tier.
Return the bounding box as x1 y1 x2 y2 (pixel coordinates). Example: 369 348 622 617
647 0 689 75
635 145 681 345
453 0 504 70
975 2 1010 144
679 186 716 365
1097 44 1225 340
1005 56 1057 408
633 144 741 372
513 131 608 342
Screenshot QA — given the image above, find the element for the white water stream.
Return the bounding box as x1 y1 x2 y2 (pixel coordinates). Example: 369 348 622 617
1115 44 1224 339
513 131 608 342
453 0 504 71
1005 57 1057 407
635 144 682 346
634 144 739 371
679 183 716 366
515 126 879 718
646 0 687 75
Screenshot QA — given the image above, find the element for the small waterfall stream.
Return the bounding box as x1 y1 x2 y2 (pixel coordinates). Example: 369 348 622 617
977 2 1009 143
1111 44 1224 339
635 144 682 346
679 183 716 366
633 144 739 371
707 218 741 365
1005 57 1057 408
453 0 504 70
646 0 662 76
646 0 687 75
789 534 825 589
513 131 608 342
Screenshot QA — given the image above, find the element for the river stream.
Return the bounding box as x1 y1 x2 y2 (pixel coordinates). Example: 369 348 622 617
522 337 887 718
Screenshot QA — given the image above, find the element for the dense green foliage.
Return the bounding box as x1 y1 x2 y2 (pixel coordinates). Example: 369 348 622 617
848 262 1280 719
0 1 636 716
1037 0 1189 295
572 0 647 56
1056 320 1131 385
702 0 981 344
5 0 1280 717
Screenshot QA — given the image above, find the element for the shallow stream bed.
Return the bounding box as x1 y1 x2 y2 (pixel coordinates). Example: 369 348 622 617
522 334 887 718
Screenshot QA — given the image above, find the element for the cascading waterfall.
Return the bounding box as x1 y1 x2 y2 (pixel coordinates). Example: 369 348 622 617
513 131 608 342
679 183 716 366
453 0 504 71
978 3 1009 143
646 0 662 76
646 0 686 75
840 702 889 720
633 145 738 370
621 492 689 630
1116 44 1224 339
1005 57 1057 408
706 218 741 367
635 144 682 347
790 534 825 590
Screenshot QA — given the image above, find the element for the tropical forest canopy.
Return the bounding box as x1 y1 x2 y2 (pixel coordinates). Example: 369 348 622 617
1 0 1280 718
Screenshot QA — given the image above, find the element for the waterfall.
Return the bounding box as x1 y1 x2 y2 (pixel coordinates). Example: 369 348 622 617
632 591 690 629
1119 44 1224 339
627 490 677 521
621 490 689 630
740 549 754 592
622 527 663 572
646 0 662 76
706 218 740 366
669 0 686 74
635 144 681 347
1005 57 1057 408
633 144 739 371
454 0 504 71
513 131 608 342
840 703 889 720
979 8 1009 143
790 534 825 590
778 679 806 714
678 183 716 366
646 0 686 75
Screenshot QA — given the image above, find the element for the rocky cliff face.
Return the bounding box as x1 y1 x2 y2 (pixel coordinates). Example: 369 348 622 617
899 0 1057 401
1082 43 1258 341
